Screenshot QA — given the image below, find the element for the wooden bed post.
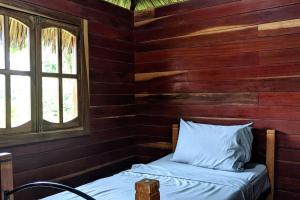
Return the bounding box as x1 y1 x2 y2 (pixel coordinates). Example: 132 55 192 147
135 179 160 200
0 153 13 200
172 124 179 152
266 129 275 200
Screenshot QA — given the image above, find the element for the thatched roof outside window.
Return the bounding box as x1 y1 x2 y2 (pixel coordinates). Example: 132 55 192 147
0 17 75 51
104 0 186 11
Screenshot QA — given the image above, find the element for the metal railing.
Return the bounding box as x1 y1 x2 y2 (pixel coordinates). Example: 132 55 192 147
4 181 96 200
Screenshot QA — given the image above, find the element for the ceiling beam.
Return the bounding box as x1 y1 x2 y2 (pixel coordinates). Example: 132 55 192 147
130 0 137 11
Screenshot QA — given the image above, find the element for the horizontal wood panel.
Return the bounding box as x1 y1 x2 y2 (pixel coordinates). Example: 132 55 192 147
134 125 172 139
277 134 300 149
14 146 134 186
90 94 134 106
90 105 135 118
90 82 134 94
136 27 259 52
136 93 258 105
80 9 131 31
260 47 300 65
135 135 170 144
259 25 300 37
89 20 132 41
260 92 300 106
135 0 299 30
90 45 133 63
89 33 133 53
134 0 239 22
0 127 133 157
135 63 300 82
136 77 300 93
90 115 135 131
276 177 300 195
90 71 134 83
277 148 300 162
137 22 300 52
276 190 300 200
136 33 300 62
135 155 158 164
13 137 135 173
135 52 259 73
136 115 300 135
136 104 300 121
186 64 300 81
136 145 171 158
277 161 300 179
136 3 300 42
90 58 133 74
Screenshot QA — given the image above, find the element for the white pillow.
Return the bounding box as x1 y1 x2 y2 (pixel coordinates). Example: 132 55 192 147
171 119 253 171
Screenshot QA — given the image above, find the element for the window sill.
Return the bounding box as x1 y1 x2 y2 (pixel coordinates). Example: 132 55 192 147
0 127 89 148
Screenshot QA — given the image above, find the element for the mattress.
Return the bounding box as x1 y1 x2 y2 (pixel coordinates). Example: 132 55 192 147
43 154 270 200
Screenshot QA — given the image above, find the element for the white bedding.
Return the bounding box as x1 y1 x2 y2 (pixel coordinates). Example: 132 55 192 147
43 154 270 200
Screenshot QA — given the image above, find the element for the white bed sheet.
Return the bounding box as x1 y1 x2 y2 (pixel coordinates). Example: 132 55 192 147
43 154 270 200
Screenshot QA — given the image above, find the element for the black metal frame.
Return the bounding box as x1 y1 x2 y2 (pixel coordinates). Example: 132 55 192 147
3 181 96 200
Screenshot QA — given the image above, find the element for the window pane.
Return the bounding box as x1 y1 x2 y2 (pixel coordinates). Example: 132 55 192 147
42 28 58 73
63 78 78 122
43 77 59 123
0 16 4 69
11 75 31 128
9 18 30 71
62 30 77 74
0 75 5 128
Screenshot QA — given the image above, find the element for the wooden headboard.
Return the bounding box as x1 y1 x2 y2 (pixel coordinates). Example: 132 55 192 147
172 124 275 200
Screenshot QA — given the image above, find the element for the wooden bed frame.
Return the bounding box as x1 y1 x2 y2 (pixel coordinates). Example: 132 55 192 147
0 124 275 200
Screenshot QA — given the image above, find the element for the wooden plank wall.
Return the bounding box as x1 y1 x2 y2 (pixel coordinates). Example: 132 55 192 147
0 0 135 199
134 0 300 199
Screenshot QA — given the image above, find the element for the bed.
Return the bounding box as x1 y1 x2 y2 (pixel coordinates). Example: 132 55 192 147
0 123 275 200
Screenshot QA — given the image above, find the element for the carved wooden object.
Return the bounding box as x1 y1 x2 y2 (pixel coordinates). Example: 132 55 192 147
135 179 160 200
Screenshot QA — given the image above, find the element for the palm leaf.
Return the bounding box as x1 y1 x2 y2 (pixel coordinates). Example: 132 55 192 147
0 16 3 35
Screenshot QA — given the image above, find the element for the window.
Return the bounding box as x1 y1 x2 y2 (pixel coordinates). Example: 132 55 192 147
0 7 87 136
39 19 81 131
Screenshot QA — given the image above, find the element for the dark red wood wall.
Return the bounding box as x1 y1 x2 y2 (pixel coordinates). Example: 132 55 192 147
0 0 135 199
0 0 299 199
134 0 300 199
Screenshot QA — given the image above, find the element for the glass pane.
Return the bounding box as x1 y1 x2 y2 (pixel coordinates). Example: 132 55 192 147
42 28 58 73
62 30 77 74
0 75 5 128
43 77 59 123
63 78 78 122
11 75 31 128
9 18 30 71
0 16 4 69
